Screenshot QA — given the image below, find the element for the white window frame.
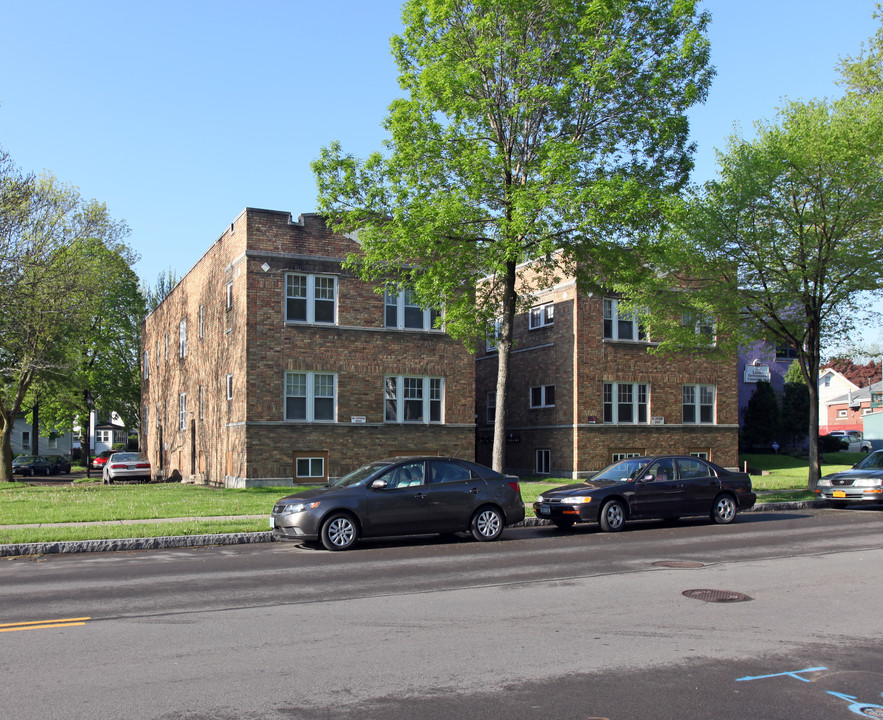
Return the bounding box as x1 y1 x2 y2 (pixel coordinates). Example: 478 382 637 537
179 318 187 358
690 451 710 460
682 312 715 343
179 393 187 430
384 376 444 424
384 288 440 330
21 430 31 449
225 281 233 311
285 273 337 324
603 297 646 341
683 384 716 424
296 457 326 479
226 374 233 401
199 385 204 420
485 318 502 352
199 304 204 339
837 409 848 418
603 382 649 424
530 385 555 409
529 303 554 329
536 449 551 475
612 452 643 462
143 351 149 379
284 372 337 422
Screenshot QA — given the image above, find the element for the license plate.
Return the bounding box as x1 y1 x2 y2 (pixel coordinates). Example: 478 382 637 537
270 517 275 528
833 491 847 498
538 503 550 515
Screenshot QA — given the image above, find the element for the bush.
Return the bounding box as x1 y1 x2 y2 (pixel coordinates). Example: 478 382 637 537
818 435 847 453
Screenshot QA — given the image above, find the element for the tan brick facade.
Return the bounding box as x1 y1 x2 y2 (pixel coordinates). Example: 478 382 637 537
141 209 475 488
475 270 739 477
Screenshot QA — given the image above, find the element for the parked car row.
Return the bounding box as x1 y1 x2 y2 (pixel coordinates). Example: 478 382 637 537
11 454 72 476
271 454 758 551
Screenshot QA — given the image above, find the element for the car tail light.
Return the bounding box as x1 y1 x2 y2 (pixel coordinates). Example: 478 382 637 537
508 481 521 495
110 463 127 469
135 463 150 469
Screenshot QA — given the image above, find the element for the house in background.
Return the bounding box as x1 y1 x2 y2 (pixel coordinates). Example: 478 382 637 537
818 368 860 435
823 380 883 436
141 209 474 488
475 260 739 478
72 411 129 457
10 417 74 456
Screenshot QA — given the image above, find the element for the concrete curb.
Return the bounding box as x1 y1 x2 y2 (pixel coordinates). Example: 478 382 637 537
0 500 825 558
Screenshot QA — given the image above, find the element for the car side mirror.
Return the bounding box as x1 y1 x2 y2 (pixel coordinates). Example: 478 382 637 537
370 479 389 489
638 474 654 483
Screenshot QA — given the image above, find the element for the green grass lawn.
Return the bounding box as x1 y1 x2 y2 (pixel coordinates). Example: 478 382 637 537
2 453 853 546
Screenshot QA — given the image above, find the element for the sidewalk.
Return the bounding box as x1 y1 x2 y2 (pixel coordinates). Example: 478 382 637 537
0 500 824 558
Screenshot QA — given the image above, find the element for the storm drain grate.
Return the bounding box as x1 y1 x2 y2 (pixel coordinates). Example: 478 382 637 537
682 588 752 603
653 561 704 569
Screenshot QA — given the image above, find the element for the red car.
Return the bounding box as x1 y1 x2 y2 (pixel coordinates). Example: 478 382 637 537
91 450 115 469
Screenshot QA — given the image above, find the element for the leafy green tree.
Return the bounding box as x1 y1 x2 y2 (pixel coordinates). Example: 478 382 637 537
741 382 780 451
0 170 132 481
780 361 810 450
143 267 180 313
313 0 713 470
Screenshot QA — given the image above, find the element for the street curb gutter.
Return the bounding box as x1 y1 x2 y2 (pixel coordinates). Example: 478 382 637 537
0 501 824 558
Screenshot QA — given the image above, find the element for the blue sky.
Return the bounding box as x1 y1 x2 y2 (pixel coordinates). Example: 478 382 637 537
0 0 879 300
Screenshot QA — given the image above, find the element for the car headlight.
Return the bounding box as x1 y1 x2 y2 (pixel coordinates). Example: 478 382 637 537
817 478 832 487
855 478 882 487
282 501 319 514
537 495 545 503
565 496 593 505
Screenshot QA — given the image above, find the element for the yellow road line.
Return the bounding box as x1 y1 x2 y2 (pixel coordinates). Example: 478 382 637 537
0 617 90 633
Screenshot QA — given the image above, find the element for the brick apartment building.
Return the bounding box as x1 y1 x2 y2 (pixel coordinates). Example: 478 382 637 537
475 265 739 478
141 209 475 488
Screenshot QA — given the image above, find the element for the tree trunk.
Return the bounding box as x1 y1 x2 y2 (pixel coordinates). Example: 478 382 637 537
491 261 518 474
0 409 14 482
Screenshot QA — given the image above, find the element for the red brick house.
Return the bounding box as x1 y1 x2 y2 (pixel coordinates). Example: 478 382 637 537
141 209 475 488
475 264 739 478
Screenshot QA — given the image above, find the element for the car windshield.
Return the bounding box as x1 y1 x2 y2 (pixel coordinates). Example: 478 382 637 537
590 458 651 483
329 462 392 488
855 452 883 470
112 453 141 462
14 456 36 463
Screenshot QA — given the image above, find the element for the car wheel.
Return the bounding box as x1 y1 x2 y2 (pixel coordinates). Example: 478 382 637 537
552 519 576 530
470 506 504 542
28 468 35 477
320 513 358 551
598 499 626 532
711 494 737 524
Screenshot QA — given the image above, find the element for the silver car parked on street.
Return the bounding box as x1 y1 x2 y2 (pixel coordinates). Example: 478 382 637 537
816 450 883 506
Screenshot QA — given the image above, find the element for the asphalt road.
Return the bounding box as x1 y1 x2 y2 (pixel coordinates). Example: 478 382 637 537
2 507 882 720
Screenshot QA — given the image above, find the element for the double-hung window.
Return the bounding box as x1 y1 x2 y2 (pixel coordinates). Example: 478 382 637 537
143 352 149 379
683 385 715 424
682 312 715 343
385 376 443 423
486 391 496 424
530 385 555 408
603 382 649 424
384 288 440 330
529 303 554 329
603 298 646 341
485 318 502 352
286 274 336 324
285 372 336 422
179 393 187 430
179 319 187 358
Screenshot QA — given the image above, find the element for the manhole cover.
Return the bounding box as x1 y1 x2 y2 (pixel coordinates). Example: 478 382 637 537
861 708 883 718
682 589 752 603
653 560 704 568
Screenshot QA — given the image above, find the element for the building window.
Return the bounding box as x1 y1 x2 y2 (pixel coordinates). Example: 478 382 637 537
226 374 233 401
603 298 646 341
689 451 710 460
384 376 443 423
179 393 187 430
683 385 715 424
612 451 643 462
179 318 187 358
863 407 874 415
776 343 799 360
143 351 149 379
155 340 160 370
199 385 204 420
199 304 204 339
226 281 233 311
485 318 502 352
682 312 715 343
296 457 325 479
285 372 336 422
529 303 554 329
21 431 30 449
530 385 555 408
486 391 496 424
837 409 848 418
603 382 648 423
384 288 440 330
285 273 337 324
536 449 551 474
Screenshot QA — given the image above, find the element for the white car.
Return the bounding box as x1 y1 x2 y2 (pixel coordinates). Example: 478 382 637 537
102 452 152 484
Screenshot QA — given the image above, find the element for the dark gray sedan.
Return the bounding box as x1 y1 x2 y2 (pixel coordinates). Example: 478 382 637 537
816 450 883 506
534 455 756 532
272 456 525 550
